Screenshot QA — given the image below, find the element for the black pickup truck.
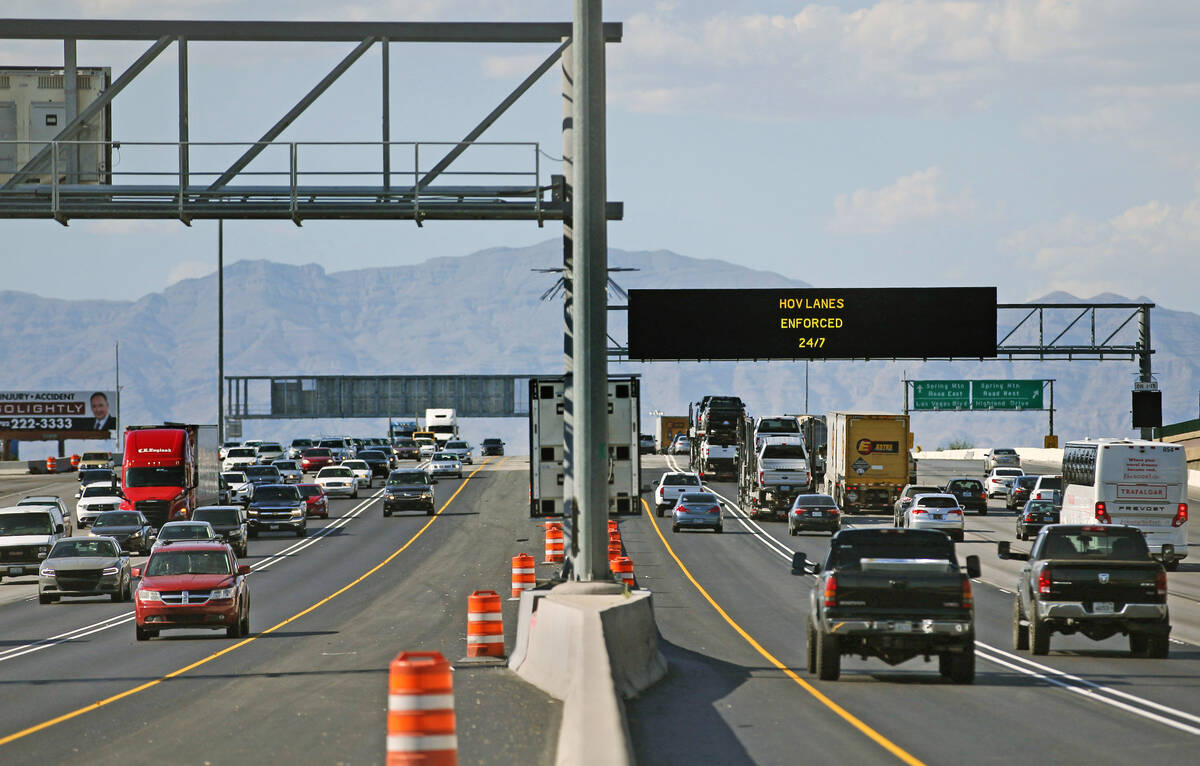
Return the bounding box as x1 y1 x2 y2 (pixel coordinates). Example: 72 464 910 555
801 528 981 683
1000 524 1170 657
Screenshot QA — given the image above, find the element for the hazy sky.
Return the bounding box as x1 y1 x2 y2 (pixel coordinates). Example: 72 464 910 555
3 1 1199 313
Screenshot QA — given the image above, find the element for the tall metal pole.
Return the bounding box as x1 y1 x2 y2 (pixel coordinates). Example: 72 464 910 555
571 0 609 581
63 39 78 184
114 341 121 452
178 37 189 188
804 360 809 413
381 38 390 192
218 220 225 442
1138 305 1153 440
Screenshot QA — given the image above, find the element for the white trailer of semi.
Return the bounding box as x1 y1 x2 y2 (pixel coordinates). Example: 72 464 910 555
528 376 641 518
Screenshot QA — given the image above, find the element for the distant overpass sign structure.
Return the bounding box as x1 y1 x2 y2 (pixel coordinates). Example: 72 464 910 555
907 378 1056 439
224 375 535 422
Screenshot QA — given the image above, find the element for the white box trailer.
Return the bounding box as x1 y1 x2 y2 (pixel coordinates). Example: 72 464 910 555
0 67 112 185
528 375 641 518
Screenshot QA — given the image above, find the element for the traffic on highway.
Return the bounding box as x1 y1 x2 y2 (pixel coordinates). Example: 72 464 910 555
0 403 1196 765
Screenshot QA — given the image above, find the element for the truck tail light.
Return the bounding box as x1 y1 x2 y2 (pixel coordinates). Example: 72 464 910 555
1037 566 1053 596
961 575 973 608
1157 569 1168 597
823 574 838 607
1172 503 1188 527
1094 502 1111 524
758 470 764 483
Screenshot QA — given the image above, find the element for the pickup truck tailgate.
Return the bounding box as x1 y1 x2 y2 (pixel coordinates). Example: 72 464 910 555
833 569 967 613
1039 561 1160 606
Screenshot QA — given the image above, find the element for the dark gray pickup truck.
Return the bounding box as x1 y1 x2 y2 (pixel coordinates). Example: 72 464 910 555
801 528 981 683
1000 524 1170 657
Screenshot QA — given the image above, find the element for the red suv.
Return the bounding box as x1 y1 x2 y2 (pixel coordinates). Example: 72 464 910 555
134 541 251 640
297 483 329 518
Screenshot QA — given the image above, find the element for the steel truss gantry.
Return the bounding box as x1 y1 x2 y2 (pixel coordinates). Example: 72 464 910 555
0 18 623 225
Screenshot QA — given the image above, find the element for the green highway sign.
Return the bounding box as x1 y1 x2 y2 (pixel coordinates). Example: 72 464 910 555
970 380 1043 410
912 380 970 411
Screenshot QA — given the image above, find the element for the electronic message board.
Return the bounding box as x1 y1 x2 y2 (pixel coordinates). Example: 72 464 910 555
626 287 996 361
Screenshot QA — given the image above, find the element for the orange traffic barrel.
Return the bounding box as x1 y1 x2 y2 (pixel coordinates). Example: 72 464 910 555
511 553 536 599
608 530 621 545
387 650 458 766
612 556 635 588
466 590 504 658
543 522 564 563
45 456 55 473
608 520 618 534
69 454 80 469
607 540 623 563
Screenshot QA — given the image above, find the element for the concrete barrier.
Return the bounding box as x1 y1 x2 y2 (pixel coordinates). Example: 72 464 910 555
510 581 667 766
0 460 30 476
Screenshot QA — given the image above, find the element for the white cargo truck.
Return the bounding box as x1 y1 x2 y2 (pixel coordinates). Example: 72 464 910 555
424 408 458 447
528 376 641 518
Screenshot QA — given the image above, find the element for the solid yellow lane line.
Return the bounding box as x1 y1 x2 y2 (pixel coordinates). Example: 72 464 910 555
643 498 926 766
0 459 500 748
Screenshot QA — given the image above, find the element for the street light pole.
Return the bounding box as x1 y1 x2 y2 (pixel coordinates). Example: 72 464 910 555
218 220 224 442
114 340 121 452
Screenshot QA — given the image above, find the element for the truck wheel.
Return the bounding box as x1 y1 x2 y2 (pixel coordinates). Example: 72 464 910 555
939 645 975 684
656 505 663 518
1029 615 1050 656
352 488 359 499
38 593 53 605
806 621 817 674
816 629 840 681
672 523 680 533
1147 634 1170 659
714 525 723 534
789 526 798 536
1012 598 1029 651
1164 560 1180 572
383 508 392 517
226 616 244 639
978 507 988 516
1129 633 1149 657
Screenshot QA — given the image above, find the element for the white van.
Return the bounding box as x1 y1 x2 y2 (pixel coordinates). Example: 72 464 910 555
1061 439 1188 569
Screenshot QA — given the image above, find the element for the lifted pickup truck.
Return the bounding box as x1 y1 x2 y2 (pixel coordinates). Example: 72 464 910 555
802 528 981 683
1000 524 1170 657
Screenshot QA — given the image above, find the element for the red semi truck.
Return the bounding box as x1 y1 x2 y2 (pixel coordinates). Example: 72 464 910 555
120 423 220 528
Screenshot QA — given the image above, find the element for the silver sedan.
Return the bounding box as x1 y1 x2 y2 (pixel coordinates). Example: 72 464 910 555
38 536 132 604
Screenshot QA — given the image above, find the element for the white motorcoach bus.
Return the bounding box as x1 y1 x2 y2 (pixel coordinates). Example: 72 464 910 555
1061 438 1188 569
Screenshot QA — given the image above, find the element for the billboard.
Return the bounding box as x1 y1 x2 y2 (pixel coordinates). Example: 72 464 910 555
0 391 118 432
627 287 997 360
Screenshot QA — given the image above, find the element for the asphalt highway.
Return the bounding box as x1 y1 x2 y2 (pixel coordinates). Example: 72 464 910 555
4 456 1199 765
626 454 1200 766
0 461 560 766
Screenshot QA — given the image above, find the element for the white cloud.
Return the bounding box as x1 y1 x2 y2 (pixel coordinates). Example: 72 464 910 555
167 260 218 286
1000 194 1200 301
829 166 973 234
609 1 1200 126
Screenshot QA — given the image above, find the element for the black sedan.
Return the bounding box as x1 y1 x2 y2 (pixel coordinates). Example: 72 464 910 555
357 450 392 478
787 493 842 535
89 510 155 554
943 478 988 515
1016 500 1059 541
480 438 505 457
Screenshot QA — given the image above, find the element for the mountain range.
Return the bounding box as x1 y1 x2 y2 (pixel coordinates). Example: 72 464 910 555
2 239 1197 457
